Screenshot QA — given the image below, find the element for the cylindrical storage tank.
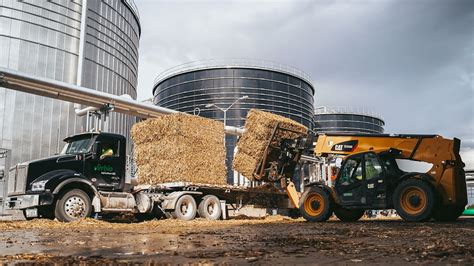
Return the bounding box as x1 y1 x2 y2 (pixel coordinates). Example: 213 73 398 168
0 0 140 165
153 59 315 184
314 107 385 134
466 171 474 207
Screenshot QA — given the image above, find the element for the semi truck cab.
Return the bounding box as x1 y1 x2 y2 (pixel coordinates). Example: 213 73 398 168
6 132 128 220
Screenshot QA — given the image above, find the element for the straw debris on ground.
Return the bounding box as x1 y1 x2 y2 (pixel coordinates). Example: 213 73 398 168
233 109 308 179
131 113 227 185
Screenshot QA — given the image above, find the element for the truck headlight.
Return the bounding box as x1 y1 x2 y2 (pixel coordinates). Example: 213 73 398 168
31 180 48 192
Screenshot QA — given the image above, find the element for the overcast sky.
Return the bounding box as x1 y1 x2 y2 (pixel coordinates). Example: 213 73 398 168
135 0 474 168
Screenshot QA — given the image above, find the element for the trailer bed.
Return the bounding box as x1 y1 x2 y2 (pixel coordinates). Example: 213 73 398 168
140 182 292 209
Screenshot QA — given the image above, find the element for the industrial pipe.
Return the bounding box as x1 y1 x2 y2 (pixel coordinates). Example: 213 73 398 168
74 94 135 116
74 104 98 116
0 68 245 136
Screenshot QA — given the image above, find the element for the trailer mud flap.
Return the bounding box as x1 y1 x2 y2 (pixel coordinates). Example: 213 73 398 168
220 200 227 220
92 196 101 212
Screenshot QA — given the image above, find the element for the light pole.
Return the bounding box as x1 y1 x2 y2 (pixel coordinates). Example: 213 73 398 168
205 95 248 147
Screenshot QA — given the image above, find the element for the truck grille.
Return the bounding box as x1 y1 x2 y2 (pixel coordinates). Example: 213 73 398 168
8 164 28 195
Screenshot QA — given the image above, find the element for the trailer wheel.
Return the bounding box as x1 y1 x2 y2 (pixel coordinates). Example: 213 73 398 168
198 195 222 220
171 195 197 221
334 207 365 222
299 187 332 222
393 179 434 222
54 189 92 222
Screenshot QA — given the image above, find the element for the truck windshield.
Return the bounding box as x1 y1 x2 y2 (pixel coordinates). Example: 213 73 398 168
61 138 92 155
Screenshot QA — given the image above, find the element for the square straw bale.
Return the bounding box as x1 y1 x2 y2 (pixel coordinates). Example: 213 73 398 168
232 109 307 179
131 113 227 185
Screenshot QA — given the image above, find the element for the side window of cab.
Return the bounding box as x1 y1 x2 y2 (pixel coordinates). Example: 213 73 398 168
338 155 363 186
364 153 383 180
96 140 120 160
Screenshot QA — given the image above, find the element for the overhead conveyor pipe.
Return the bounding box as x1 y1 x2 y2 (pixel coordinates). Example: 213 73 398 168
0 68 245 136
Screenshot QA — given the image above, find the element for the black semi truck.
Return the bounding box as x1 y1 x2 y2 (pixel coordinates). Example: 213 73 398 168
4 132 292 222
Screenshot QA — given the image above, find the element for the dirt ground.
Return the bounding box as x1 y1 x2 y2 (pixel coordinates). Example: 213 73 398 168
0 216 473 265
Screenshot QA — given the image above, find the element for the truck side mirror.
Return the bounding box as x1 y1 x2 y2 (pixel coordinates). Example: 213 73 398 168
92 141 101 160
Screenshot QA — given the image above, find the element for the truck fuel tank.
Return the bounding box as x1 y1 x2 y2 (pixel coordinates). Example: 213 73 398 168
99 191 136 212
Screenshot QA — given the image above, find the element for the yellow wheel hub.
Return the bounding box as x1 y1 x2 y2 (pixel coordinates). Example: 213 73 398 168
304 193 325 217
400 186 427 215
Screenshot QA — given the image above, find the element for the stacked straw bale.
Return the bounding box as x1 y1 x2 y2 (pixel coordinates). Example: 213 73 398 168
131 113 227 185
232 109 308 179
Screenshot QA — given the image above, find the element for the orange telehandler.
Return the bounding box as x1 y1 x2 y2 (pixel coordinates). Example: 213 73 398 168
253 125 467 222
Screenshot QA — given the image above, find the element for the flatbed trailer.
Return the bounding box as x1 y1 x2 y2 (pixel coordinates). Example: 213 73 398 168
149 182 290 208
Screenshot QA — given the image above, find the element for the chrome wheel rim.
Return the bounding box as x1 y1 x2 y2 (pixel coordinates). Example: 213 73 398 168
64 196 86 219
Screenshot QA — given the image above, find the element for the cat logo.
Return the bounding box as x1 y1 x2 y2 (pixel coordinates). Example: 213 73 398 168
331 140 358 152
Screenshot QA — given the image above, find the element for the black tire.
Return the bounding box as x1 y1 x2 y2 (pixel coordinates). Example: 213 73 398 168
197 195 222 220
54 189 92 222
393 179 435 222
299 187 332 222
171 195 197 221
432 204 464 222
334 207 365 222
288 208 302 219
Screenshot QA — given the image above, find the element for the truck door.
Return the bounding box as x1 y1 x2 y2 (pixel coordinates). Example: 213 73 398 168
335 154 366 206
87 139 123 191
364 152 387 207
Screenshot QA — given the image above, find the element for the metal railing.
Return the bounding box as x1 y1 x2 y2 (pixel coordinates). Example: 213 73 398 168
314 106 384 121
153 58 313 88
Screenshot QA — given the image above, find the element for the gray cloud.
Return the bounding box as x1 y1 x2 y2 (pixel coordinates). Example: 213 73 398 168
136 0 474 168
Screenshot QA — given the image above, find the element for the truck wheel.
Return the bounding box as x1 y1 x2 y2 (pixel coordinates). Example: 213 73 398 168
54 189 92 222
393 179 434 222
334 207 365 222
171 195 197 221
432 205 464 222
299 187 332 222
198 195 222 220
